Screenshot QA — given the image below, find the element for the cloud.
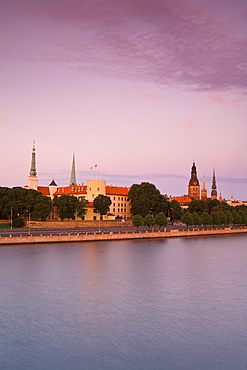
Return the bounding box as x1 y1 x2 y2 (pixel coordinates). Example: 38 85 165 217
2 0 247 92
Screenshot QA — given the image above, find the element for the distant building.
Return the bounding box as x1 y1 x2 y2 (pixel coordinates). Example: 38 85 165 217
201 175 207 200
188 161 200 200
24 142 131 220
169 195 192 209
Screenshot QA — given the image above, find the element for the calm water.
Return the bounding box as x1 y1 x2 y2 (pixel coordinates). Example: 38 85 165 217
0 235 247 370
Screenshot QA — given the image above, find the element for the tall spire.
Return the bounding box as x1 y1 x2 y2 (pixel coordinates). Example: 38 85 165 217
201 175 207 200
69 152 77 186
29 140 37 176
211 168 217 199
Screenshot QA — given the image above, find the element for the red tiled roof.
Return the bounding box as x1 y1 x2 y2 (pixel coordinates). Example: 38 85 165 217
54 185 87 196
37 186 50 196
170 195 192 203
106 186 129 196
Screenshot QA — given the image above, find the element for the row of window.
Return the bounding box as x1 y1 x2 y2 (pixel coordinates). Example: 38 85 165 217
112 203 127 207
112 196 127 201
113 208 126 213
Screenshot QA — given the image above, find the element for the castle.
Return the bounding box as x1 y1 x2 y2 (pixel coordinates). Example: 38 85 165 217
25 143 243 220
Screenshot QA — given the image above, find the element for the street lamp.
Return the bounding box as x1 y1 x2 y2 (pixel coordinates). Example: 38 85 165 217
10 207 13 230
26 210 31 235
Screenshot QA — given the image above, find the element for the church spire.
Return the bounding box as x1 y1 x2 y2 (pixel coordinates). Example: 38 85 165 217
69 152 77 186
201 175 207 200
211 168 217 199
29 141 37 176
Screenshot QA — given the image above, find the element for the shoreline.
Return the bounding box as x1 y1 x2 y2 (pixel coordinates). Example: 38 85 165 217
1 227 247 245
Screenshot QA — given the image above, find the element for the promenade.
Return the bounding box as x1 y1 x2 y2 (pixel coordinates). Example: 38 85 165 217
1 226 247 245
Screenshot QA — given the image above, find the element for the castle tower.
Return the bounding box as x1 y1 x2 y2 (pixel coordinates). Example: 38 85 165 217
211 168 217 199
201 175 207 200
69 153 77 186
188 161 200 200
49 179 58 200
28 141 38 190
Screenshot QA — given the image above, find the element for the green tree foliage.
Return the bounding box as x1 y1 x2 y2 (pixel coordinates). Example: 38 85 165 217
154 212 168 228
132 214 143 229
206 199 220 213
210 212 219 226
12 218 25 228
192 212 202 226
218 211 227 226
77 197 88 219
181 212 193 226
93 195 112 216
169 200 183 221
201 211 212 226
143 214 155 228
238 210 247 225
232 210 241 225
187 200 208 215
225 210 233 225
57 194 79 220
128 182 168 218
0 186 51 221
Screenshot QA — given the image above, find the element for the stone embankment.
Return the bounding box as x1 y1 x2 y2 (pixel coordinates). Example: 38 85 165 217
1 227 247 245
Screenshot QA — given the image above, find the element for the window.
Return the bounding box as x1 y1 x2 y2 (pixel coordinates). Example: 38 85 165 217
121 208 123 212
97 188 99 191
93 216 97 220
113 203 115 206
113 208 115 212
118 208 120 212
118 197 120 200
121 197 123 201
113 197 115 200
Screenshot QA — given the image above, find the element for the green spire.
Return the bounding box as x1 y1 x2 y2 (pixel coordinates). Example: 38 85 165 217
69 152 77 186
29 141 37 176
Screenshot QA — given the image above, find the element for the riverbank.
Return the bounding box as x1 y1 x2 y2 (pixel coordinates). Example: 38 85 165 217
1 226 247 245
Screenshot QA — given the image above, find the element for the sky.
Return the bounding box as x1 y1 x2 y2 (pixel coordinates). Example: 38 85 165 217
1 0 247 200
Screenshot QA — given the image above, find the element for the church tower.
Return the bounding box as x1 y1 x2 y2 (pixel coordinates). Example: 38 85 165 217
211 168 217 199
201 175 207 200
28 141 38 190
69 153 77 186
188 161 200 200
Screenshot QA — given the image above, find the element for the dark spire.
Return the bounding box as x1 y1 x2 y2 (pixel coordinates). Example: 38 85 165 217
29 141 37 177
211 168 217 199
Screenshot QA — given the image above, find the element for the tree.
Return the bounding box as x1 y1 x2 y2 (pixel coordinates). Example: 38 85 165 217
0 186 51 221
187 200 208 215
77 197 88 219
225 210 233 225
169 200 183 221
57 194 79 220
238 210 247 225
155 212 168 229
201 211 212 226
143 214 155 228
181 212 193 226
192 212 202 226
93 195 112 217
232 210 241 225
132 214 143 229
128 182 168 218
210 212 219 226
218 211 227 226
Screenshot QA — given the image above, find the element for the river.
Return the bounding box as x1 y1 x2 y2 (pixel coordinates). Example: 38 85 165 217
0 234 247 369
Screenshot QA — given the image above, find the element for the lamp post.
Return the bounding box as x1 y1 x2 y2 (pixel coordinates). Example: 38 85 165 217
10 207 13 230
26 210 31 235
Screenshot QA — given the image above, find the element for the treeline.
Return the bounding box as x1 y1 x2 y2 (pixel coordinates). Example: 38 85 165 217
128 183 247 227
181 199 247 226
0 187 111 225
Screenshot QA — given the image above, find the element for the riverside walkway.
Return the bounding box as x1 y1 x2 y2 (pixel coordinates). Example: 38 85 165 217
1 226 247 245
